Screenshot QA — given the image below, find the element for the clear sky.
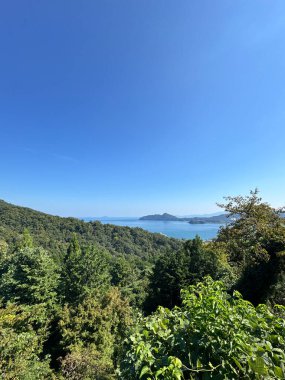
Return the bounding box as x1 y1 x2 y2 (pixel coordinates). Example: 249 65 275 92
1 1 285 216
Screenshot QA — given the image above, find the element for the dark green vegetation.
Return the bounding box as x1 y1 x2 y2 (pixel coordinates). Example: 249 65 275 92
0 190 285 379
0 199 182 259
122 278 285 379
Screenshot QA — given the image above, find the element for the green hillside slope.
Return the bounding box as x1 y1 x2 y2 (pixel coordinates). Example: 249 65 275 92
0 200 182 258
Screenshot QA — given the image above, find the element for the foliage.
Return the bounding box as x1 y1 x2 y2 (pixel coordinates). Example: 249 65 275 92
17 228 34 249
59 288 133 379
217 188 285 304
0 243 60 376
0 246 59 308
0 239 8 256
0 193 285 378
217 189 285 264
60 234 111 304
110 254 152 308
0 199 182 259
146 236 232 311
0 302 53 379
121 277 285 379
60 347 115 380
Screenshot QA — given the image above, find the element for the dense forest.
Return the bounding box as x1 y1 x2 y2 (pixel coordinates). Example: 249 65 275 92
0 200 182 259
0 190 285 379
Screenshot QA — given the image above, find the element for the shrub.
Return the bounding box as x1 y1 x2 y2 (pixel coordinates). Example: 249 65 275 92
121 277 285 379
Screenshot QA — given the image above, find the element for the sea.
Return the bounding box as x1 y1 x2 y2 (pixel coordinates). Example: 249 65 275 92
83 217 221 240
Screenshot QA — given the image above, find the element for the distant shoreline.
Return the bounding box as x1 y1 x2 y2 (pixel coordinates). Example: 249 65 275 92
139 212 230 224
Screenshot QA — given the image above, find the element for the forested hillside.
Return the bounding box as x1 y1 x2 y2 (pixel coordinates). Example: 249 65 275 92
0 190 285 379
0 200 182 259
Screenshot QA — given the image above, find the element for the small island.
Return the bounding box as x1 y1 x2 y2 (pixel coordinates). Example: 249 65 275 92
140 212 285 224
187 214 230 224
139 213 230 224
140 213 180 221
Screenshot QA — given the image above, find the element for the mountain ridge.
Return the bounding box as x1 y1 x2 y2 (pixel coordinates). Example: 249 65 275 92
139 212 229 224
140 212 285 224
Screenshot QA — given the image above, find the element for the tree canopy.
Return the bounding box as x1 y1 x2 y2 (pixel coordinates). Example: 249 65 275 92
0 192 284 378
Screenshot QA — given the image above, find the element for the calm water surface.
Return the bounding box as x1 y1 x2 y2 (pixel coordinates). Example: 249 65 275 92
85 217 221 240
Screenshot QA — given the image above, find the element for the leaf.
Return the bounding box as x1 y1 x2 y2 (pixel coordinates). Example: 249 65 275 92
196 358 202 368
232 357 242 370
274 366 284 378
248 357 267 376
173 367 182 379
140 365 152 378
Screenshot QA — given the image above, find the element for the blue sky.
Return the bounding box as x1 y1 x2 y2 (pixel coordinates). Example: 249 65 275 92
1 0 285 216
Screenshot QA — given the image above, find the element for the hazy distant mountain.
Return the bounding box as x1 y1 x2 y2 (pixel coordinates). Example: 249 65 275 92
180 212 224 218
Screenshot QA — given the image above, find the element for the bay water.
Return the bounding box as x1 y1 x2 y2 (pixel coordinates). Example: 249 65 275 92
84 217 221 240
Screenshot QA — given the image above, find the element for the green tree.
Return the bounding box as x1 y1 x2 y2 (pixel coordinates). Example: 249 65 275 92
217 189 285 304
0 246 59 308
20 228 34 248
110 254 151 308
0 302 53 379
60 234 111 304
59 287 132 379
17 228 34 249
0 245 60 366
183 236 231 284
0 239 8 262
146 236 230 311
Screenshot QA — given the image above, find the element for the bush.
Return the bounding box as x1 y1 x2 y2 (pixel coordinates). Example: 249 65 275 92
121 277 285 379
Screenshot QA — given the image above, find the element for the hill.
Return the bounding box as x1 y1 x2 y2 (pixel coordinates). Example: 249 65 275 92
188 212 285 224
0 200 182 258
188 214 230 224
140 212 285 224
140 212 229 224
140 213 179 221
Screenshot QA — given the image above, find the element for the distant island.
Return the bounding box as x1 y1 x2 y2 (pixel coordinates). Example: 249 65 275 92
140 213 180 221
187 214 232 224
140 213 230 224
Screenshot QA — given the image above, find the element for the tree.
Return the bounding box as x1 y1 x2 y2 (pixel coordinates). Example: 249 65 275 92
60 234 111 304
183 236 231 284
110 254 151 308
19 228 34 248
217 189 285 304
0 302 53 379
0 239 8 261
146 236 230 311
0 246 59 308
0 244 60 366
59 287 132 379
